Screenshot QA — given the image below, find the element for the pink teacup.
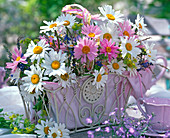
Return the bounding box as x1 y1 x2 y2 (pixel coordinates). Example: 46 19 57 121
137 97 170 132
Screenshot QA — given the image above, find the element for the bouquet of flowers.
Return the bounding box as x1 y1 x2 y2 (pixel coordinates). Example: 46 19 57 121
6 4 157 100
5 3 161 137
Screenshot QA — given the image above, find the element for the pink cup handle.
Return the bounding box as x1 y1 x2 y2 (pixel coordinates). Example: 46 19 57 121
137 98 147 118
151 56 167 86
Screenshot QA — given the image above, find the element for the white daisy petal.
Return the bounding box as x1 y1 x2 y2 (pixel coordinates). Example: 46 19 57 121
92 67 108 89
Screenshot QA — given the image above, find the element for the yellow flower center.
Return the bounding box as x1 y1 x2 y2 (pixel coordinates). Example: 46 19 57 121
30 89 36 94
139 23 142 29
103 33 112 41
59 129 63 137
123 31 130 37
96 74 102 82
106 47 111 53
51 61 60 70
63 20 70 26
69 44 74 47
52 132 57 138
82 46 90 54
125 43 132 51
88 33 95 38
148 50 151 57
127 63 132 68
106 14 115 20
60 73 69 81
31 74 40 84
44 126 49 135
33 46 43 54
16 56 21 61
49 23 57 28
48 36 54 38
112 63 119 70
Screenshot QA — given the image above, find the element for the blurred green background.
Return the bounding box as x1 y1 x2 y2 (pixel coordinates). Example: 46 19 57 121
0 0 169 67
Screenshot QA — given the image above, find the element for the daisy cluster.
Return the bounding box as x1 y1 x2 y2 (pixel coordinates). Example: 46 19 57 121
6 4 157 102
35 119 70 138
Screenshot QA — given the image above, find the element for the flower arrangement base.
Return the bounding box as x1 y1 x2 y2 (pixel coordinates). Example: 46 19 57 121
43 73 132 132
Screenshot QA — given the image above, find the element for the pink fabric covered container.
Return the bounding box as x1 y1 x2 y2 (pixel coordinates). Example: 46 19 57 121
44 74 132 130
43 63 164 131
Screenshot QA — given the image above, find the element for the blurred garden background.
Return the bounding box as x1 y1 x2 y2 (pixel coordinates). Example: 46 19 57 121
0 0 170 83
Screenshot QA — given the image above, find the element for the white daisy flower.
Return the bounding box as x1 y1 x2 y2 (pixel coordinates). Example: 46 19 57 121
57 14 76 28
25 39 51 63
98 5 124 25
35 118 55 138
57 67 76 88
41 50 67 77
134 14 148 35
92 67 108 89
20 84 40 102
144 42 157 62
120 36 141 59
22 65 46 93
40 20 64 33
100 22 119 43
48 123 70 138
107 59 125 75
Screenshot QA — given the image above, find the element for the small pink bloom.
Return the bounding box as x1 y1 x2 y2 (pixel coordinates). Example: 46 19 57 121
105 127 110 133
100 39 119 61
129 127 135 134
86 118 92 124
109 111 115 116
6 46 27 73
55 42 67 52
136 44 144 48
74 37 98 63
118 20 137 39
95 127 101 132
82 24 101 39
103 120 109 124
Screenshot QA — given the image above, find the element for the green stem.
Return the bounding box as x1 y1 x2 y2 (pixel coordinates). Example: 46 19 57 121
55 30 60 51
66 27 74 45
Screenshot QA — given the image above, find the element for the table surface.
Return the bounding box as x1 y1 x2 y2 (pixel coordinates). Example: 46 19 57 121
0 83 169 138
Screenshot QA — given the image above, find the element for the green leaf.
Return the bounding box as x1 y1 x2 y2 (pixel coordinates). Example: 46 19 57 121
33 99 43 111
0 109 3 113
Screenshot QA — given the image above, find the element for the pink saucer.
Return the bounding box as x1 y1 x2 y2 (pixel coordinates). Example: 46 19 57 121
144 132 168 138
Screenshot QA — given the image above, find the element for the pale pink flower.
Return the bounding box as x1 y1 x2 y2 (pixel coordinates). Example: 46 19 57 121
6 46 27 73
118 20 136 39
74 37 98 63
82 24 101 39
86 118 92 124
100 39 119 61
105 127 110 133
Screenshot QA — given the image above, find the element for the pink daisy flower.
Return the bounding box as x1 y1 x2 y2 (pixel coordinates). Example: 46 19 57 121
100 39 119 61
6 46 27 73
81 24 101 39
118 20 136 39
74 37 98 63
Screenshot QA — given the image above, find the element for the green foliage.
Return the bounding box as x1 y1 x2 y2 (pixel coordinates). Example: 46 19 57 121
0 108 35 134
127 0 170 18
